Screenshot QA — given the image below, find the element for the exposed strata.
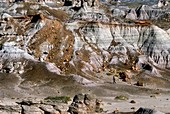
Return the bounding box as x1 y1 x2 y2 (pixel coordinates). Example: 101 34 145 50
0 0 169 78
0 0 170 113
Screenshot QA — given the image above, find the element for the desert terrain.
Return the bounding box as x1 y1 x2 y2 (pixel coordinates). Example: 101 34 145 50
0 0 170 113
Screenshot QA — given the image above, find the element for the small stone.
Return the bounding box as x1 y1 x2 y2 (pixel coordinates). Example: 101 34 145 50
150 95 156 98
113 108 119 113
131 107 135 110
135 107 164 114
107 102 112 105
136 81 144 86
154 92 160 95
18 69 24 74
73 93 84 103
130 100 136 104
119 72 129 82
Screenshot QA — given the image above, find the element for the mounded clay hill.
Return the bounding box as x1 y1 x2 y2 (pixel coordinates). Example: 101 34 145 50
0 0 170 113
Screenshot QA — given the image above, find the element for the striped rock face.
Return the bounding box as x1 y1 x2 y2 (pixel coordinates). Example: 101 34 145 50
0 2 170 113
0 0 170 76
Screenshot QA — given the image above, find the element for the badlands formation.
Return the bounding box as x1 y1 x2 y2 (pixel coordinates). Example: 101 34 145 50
0 0 170 113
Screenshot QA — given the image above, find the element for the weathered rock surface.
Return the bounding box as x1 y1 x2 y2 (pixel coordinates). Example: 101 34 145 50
125 9 137 20
135 107 165 114
135 5 164 20
64 0 99 12
0 105 22 114
22 105 44 114
0 93 104 114
73 22 170 70
68 93 103 114
0 99 69 114
0 1 170 113
0 0 169 77
115 4 170 20
157 0 169 8
167 28 170 35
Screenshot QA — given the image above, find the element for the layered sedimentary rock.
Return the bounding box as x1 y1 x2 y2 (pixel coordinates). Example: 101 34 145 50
0 1 170 113
64 0 99 12
0 0 169 77
111 1 170 20
0 14 170 77
125 5 168 20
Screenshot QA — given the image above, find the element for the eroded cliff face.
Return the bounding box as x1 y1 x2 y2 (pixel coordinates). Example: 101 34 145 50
66 22 170 75
0 15 170 77
1 2 170 113
0 1 169 81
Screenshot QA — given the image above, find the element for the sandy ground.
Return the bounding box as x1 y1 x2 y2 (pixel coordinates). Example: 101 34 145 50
102 94 170 113
98 73 170 113
0 63 170 113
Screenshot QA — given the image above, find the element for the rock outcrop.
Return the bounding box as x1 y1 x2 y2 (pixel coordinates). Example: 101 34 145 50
135 107 165 114
157 0 169 8
72 22 170 70
125 5 167 20
0 93 104 114
0 98 70 114
68 93 103 114
64 0 99 12
111 2 170 21
0 0 170 113
0 2 170 77
125 9 137 20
